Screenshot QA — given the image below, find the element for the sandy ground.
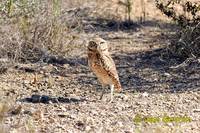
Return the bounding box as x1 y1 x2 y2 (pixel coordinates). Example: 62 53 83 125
0 0 200 133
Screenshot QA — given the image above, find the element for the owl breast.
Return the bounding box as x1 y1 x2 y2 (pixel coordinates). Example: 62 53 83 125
88 53 113 85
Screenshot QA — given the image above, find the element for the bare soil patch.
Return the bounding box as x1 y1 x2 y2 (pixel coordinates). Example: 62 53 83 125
0 0 200 132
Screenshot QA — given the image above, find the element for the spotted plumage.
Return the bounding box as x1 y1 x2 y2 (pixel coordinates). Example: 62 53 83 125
87 37 122 101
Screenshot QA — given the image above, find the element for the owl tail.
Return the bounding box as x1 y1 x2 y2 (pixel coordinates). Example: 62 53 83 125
114 80 122 92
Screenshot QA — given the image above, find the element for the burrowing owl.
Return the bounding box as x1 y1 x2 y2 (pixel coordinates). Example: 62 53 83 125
87 37 122 101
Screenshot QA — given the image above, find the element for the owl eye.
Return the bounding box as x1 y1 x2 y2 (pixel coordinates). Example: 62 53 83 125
100 41 105 44
89 41 96 45
89 41 97 48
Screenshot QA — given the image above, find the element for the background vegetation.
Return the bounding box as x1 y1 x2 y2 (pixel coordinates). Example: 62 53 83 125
155 0 200 59
0 0 199 64
0 0 200 132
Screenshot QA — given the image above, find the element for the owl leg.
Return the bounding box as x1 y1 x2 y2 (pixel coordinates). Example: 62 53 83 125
99 84 105 100
110 84 114 102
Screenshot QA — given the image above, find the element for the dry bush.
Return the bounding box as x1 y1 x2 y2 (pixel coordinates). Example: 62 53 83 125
0 0 80 64
155 0 200 26
0 0 147 68
155 0 200 59
118 0 133 22
170 22 200 59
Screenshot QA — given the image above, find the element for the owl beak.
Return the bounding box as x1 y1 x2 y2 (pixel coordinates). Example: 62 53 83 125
97 45 101 52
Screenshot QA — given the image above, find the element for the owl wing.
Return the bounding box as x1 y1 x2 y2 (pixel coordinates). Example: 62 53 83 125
99 54 119 79
99 53 122 91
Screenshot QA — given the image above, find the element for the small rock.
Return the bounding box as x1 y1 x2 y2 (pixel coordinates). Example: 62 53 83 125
164 72 171 77
23 80 30 84
58 112 69 118
32 110 44 120
10 105 22 115
142 92 149 97
31 95 41 103
193 109 200 112
40 95 51 103
85 126 91 131
75 121 85 131
23 110 32 115
29 95 51 103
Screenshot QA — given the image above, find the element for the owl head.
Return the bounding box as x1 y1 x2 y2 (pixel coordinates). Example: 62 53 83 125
88 37 108 53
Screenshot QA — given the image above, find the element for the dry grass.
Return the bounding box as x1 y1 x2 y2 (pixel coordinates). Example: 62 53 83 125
0 0 170 56
0 0 85 64
0 1 200 132
0 100 12 133
0 0 168 71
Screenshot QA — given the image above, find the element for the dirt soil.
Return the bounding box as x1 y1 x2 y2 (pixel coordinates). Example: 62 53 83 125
1 1 200 133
